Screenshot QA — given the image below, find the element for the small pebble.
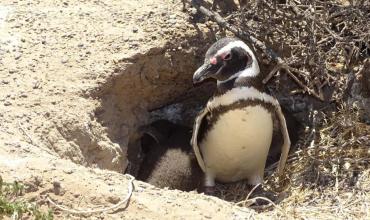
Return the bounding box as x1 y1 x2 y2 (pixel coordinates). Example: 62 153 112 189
107 195 120 204
169 19 177 24
73 193 80 198
53 181 61 195
63 169 74 174
14 53 21 60
61 57 68 64
19 93 28 98
1 80 10 84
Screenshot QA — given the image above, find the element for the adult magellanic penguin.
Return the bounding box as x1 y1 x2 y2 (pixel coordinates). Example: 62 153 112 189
191 37 291 193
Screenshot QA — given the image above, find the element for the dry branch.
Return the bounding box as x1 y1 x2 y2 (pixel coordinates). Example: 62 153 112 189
18 121 59 156
188 0 280 62
187 0 325 101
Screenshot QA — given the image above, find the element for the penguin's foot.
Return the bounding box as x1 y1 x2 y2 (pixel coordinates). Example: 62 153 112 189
204 186 215 195
248 173 264 186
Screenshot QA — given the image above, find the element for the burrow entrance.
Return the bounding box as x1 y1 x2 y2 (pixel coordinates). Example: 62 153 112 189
93 38 305 202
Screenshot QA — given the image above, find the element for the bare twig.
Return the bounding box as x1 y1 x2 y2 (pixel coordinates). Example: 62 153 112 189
236 183 261 207
285 67 324 100
187 0 325 101
17 122 58 156
242 196 287 216
263 63 282 84
188 0 281 62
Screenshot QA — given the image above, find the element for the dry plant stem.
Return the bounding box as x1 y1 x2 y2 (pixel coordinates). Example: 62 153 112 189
246 183 261 200
310 110 320 181
188 0 324 101
247 197 287 215
264 64 323 101
188 0 280 62
236 183 261 206
285 67 324 100
18 121 58 156
47 175 135 215
265 156 297 173
263 63 282 84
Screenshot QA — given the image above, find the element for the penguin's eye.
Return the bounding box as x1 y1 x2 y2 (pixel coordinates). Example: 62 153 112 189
222 53 231 60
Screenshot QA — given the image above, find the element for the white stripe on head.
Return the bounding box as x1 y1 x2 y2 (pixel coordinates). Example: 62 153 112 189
207 86 278 110
215 41 260 82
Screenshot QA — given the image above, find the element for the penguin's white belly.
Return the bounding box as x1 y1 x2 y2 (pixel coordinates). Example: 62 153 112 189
200 105 273 183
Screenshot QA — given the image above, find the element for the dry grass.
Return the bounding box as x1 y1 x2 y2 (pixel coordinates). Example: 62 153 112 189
214 106 370 219
187 1 370 218
235 0 370 102
267 106 370 219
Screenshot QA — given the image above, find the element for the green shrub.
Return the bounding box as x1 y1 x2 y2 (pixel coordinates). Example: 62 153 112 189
0 176 53 220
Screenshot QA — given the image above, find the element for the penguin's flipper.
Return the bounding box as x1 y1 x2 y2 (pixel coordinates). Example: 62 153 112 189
191 108 209 173
274 104 291 176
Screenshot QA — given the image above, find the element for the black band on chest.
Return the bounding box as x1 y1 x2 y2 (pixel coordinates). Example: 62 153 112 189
197 99 275 144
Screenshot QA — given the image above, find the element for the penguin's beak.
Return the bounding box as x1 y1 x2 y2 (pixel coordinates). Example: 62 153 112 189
193 63 213 84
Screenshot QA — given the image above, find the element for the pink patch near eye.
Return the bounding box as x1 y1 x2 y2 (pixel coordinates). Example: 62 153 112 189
210 57 217 65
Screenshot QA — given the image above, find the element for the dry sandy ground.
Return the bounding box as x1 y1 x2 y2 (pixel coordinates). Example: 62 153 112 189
1 0 370 219
0 0 261 219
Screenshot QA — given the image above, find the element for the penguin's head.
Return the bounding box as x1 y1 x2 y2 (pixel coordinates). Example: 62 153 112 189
193 37 260 84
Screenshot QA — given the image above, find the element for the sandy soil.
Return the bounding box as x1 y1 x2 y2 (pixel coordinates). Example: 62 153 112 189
1 0 370 219
0 0 261 219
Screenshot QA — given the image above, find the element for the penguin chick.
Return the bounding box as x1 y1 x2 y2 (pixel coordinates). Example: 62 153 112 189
137 120 202 191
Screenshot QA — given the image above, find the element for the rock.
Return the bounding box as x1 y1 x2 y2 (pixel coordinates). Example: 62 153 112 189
19 93 28 98
168 19 177 24
107 195 120 204
4 100 12 106
61 57 68 63
63 169 74 174
8 69 16 74
1 80 10 84
53 181 62 195
14 53 21 60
